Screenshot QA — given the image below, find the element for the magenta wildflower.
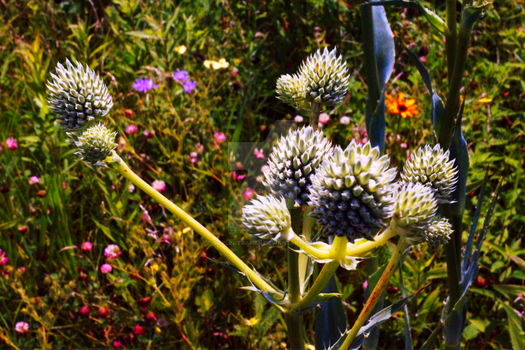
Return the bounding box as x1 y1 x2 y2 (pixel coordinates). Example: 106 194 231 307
244 188 255 199
62 181 68 189
233 172 245 181
254 148 264 159
81 241 93 251
104 244 121 259
6 137 17 150
125 124 138 135
183 80 196 93
0 249 8 265
29 176 40 185
173 69 189 83
15 322 29 334
152 180 166 192
113 340 122 348
144 129 154 139
188 152 198 164
133 78 159 92
196 143 204 153
101 264 112 273
214 132 226 143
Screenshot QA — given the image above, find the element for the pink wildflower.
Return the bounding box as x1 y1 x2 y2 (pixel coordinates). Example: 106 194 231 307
104 244 121 259
214 132 226 144
62 182 68 189
340 116 350 124
244 188 255 199
196 143 204 153
363 280 368 290
188 152 198 164
15 322 29 333
319 113 330 125
144 129 154 139
6 137 17 150
113 340 122 348
29 176 40 185
233 172 245 181
254 148 264 159
133 324 145 336
81 241 93 251
126 124 138 135
0 249 8 265
152 180 166 192
101 264 112 273
79 306 90 316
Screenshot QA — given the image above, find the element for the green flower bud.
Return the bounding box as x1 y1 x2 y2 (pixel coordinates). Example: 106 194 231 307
276 73 307 106
401 144 458 203
424 218 453 247
264 126 333 206
299 47 350 107
394 182 438 238
47 59 114 132
309 141 397 242
75 123 117 165
242 195 292 241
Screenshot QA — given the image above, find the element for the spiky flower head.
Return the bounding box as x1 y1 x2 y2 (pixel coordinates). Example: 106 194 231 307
424 218 453 246
75 123 117 165
299 47 350 107
242 195 292 241
394 182 438 239
47 59 114 132
401 144 458 203
309 141 397 242
264 126 333 206
276 73 307 107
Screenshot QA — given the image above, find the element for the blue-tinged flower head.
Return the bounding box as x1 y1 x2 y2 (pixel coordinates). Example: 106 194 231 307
133 78 160 92
183 80 196 93
173 69 189 83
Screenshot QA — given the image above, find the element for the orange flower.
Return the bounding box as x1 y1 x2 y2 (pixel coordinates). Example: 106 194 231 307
385 92 418 118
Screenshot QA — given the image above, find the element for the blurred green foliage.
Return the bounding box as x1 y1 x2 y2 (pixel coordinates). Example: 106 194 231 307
0 0 523 348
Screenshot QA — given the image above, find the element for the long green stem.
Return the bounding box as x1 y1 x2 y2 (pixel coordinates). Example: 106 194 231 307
107 153 281 297
445 0 458 80
346 228 396 257
339 238 409 350
291 236 348 311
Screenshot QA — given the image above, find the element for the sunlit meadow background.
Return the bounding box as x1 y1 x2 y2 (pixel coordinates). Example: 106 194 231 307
0 0 524 349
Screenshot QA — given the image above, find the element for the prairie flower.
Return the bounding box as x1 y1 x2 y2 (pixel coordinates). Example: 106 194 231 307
233 172 245 181
6 137 17 150
152 180 166 192
386 92 418 118
29 176 40 185
15 322 29 333
81 241 93 251
319 113 330 125
254 148 264 159
133 78 159 92
173 69 189 83
175 45 187 54
204 58 230 69
340 116 350 124
100 264 112 273
0 249 8 265
183 80 196 93
214 132 226 143
244 188 255 199
125 124 138 135
104 244 121 259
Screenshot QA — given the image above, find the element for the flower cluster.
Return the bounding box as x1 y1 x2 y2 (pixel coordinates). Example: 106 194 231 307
242 195 292 241
133 78 160 92
309 141 397 242
74 123 118 165
172 69 196 93
276 47 350 111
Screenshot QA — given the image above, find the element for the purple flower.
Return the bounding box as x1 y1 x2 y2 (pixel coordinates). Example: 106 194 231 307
133 78 160 92
183 80 196 93
173 69 189 83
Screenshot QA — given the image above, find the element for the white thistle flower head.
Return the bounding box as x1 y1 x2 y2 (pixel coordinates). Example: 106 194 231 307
394 182 438 238
242 195 292 241
424 218 453 246
264 126 333 206
276 73 307 107
299 47 350 106
309 140 397 242
75 123 117 165
401 144 458 203
47 59 114 132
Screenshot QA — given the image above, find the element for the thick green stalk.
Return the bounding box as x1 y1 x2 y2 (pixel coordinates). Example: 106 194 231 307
339 238 409 350
310 102 320 129
445 0 458 81
286 207 304 350
107 153 281 297
291 236 348 311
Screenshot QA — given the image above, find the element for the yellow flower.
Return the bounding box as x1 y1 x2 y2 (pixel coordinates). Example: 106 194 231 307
175 45 187 54
244 317 259 326
204 58 230 70
151 263 159 272
385 92 418 118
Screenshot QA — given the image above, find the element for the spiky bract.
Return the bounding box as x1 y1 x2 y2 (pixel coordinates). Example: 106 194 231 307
75 123 117 165
242 195 292 241
401 144 458 203
309 141 397 242
264 126 333 206
394 182 438 239
47 59 114 132
424 218 453 246
299 47 350 106
276 74 307 107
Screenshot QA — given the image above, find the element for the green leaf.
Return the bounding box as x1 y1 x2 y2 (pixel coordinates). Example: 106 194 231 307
502 302 525 350
315 277 347 350
92 219 116 242
126 31 162 40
